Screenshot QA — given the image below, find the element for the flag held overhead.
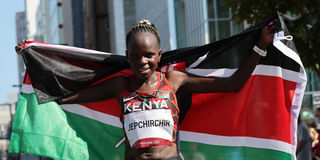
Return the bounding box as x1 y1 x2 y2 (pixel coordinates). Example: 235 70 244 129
10 13 306 160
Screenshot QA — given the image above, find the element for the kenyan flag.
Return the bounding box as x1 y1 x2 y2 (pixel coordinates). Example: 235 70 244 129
9 14 306 160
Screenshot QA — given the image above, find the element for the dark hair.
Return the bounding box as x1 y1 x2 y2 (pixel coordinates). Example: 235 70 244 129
126 19 161 49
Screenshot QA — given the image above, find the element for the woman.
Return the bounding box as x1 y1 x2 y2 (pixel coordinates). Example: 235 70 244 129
16 20 277 160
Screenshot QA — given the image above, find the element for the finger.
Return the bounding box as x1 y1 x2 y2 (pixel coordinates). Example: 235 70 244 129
268 19 278 33
268 19 278 28
268 19 278 25
268 21 274 27
269 25 275 31
15 46 22 55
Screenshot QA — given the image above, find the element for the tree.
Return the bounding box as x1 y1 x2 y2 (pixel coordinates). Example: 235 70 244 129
221 0 320 76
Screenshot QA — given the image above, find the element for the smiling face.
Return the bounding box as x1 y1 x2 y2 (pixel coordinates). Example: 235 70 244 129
126 32 162 80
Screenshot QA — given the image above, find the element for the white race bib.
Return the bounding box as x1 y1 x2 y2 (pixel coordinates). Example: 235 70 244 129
124 109 174 148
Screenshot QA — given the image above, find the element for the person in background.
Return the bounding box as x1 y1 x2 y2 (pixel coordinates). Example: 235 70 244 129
313 107 320 159
297 115 312 160
309 124 319 160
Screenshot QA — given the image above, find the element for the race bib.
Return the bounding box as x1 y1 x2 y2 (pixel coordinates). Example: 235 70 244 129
124 109 174 148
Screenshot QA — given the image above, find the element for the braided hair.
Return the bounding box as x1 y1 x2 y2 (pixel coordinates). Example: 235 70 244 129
126 19 161 49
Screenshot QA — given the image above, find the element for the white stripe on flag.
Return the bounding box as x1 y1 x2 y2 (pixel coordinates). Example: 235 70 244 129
187 68 237 77
160 66 167 72
60 104 122 128
27 42 112 55
168 64 176 72
187 52 208 69
187 65 304 83
273 36 307 151
21 84 35 94
180 130 295 156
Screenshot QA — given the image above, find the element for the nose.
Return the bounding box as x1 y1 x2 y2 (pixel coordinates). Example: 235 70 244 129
138 56 148 65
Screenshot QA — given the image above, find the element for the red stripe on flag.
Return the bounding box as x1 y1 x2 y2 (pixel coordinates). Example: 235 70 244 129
80 98 121 117
180 75 296 144
23 72 32 85
173 62 186 72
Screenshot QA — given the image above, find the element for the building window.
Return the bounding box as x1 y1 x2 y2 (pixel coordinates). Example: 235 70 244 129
207 0 242 42
174 0 187 48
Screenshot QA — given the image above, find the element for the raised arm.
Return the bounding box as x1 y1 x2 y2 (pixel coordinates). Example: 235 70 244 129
168 22 276 94
15 41 128 104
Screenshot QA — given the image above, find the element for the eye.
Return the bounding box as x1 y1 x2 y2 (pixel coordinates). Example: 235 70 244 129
145 52 155 58
145 54 152 58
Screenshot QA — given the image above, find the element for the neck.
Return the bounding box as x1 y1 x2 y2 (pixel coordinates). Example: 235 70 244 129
134 72 158 89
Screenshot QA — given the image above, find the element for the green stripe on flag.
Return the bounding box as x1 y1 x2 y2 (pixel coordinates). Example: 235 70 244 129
63 110 125 160
180 141 293 160
9 93 125 160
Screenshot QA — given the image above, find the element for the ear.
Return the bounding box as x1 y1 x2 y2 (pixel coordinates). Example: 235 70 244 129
158 49 162 62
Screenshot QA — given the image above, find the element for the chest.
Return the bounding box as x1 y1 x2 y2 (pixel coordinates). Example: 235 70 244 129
122 90 177 114
119 74 180 148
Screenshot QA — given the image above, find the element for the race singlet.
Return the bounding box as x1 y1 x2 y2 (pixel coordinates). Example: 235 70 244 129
120 72 179 149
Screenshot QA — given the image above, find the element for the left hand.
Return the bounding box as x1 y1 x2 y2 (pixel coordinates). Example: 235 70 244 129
14 39 28 55
257 19 278 50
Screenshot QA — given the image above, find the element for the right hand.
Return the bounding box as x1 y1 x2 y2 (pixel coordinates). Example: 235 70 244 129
15 40 27 55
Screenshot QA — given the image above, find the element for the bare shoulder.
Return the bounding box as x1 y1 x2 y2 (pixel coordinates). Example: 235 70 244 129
166 70 188 92
166 70 188 80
